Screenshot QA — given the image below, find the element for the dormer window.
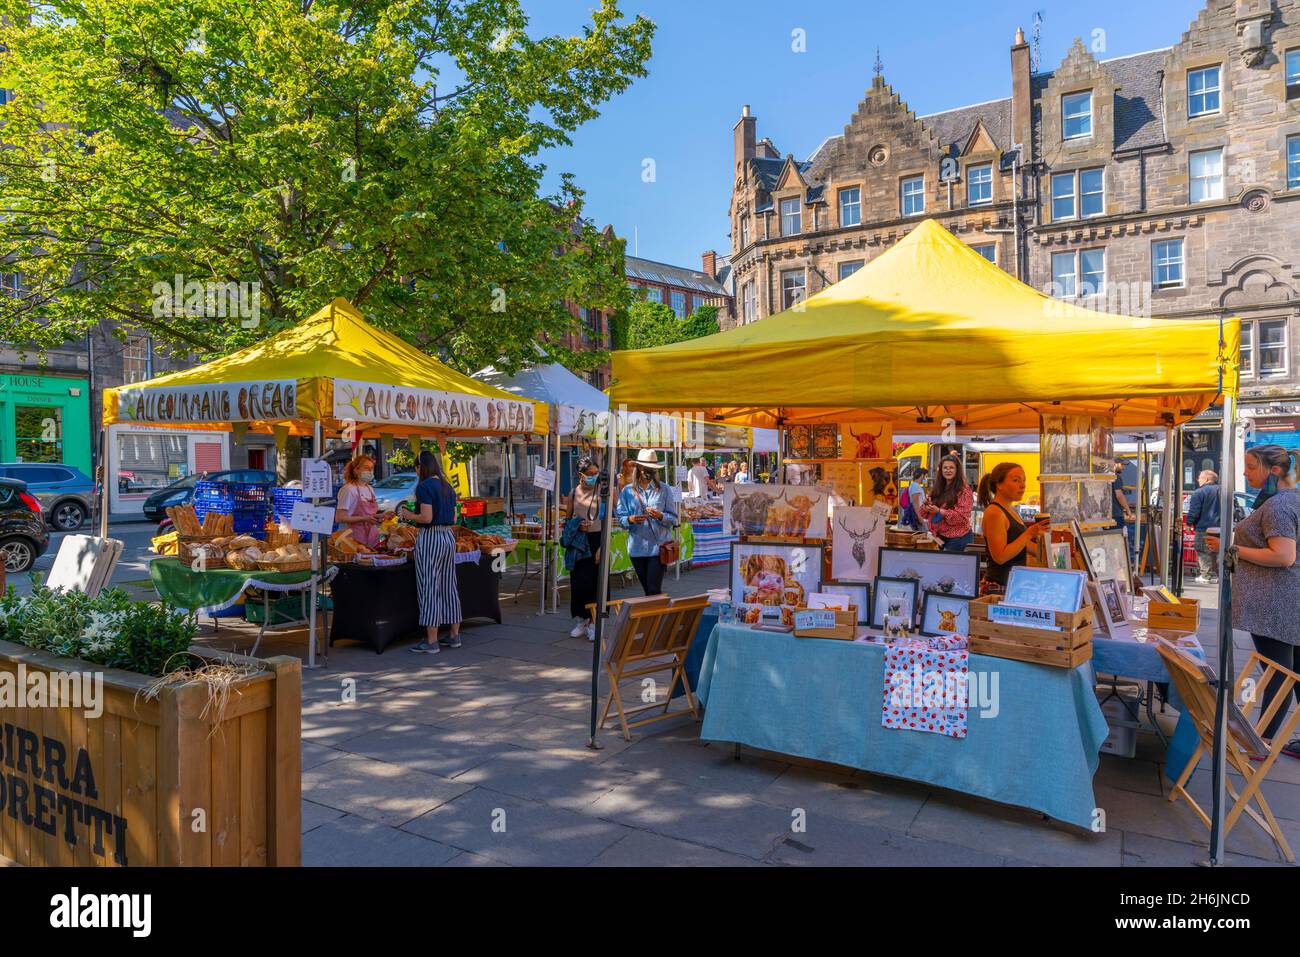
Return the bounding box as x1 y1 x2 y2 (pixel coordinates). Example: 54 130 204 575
1062 92 1092 140
1188 66 1220 117
780 197 801 236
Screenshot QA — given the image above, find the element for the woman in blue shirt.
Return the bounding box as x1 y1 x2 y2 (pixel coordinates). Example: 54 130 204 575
404 450 462 653
615 449 678 595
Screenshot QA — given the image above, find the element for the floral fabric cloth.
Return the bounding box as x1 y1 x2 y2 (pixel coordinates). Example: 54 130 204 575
881 637 970 738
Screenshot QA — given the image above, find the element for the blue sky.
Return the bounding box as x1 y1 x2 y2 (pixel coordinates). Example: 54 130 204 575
524 0 1207 271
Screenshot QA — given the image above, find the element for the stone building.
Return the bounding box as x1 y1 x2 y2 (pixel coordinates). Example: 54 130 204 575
726 0 1300 456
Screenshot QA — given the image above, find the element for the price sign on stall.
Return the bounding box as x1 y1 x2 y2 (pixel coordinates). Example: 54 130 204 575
301 458 332 499
532 466 556 492
675 465 688 483
289 500 336 535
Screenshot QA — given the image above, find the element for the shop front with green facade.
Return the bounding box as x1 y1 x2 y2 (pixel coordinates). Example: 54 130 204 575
0 373 92 473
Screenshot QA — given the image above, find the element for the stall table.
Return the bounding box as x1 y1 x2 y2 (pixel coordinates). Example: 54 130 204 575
695 623 1108 829
330 551 500 653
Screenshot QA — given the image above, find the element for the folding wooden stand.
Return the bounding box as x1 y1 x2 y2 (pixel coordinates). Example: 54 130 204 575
597 595 710 741
1157 639 1299 863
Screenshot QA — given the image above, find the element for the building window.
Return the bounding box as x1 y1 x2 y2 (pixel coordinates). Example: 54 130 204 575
971 243 996 263
781 269 806 310
1051 252 1077 298
1051 168 1103 221
1187 66 1221 117
123 335 152 384
670 291 686 319
1190 148 1224 203
838 187 861 227
742 280 756 322
780 197 801 236
1241 322 1254 377
967 164 992 206
1288 135 1300 189
1062 91 1092 140
741 216 750 248
0 272 19 297
1286 49 1300 100
1258 319 1288 377
1153 238 1185 289
838 261 863 281
1079 248 1105 296
14 406 62 463
900 175 925 216
644 286 662 304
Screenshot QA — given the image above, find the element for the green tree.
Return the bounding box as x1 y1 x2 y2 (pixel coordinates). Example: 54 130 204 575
622 300 719 350
0 0 652 373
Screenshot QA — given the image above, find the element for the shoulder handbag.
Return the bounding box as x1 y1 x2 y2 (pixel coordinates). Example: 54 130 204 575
632 484 679 565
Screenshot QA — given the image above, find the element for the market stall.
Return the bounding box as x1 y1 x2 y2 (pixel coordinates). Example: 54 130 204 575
606 219 1240 843
104 298 547 662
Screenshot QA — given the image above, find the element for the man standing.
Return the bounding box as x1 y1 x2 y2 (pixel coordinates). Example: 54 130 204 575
1112 461 1135 548
688 456 712 498
1185 469 1221 583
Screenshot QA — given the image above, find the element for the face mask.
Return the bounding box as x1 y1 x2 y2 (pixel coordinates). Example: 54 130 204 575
583 474 598 487
359 471 374 484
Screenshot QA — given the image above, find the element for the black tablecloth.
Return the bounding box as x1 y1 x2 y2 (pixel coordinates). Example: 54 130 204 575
329 554 502 653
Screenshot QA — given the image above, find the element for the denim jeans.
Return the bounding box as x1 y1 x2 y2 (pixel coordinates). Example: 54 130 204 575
1192 528 1217 580
940 531 973 552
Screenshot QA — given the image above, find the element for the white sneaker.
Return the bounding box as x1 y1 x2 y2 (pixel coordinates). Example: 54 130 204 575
586 623 596 642
570 617 587 638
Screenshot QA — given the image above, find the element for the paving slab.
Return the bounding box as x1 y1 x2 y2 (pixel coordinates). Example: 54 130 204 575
770 815 1009 866
302 799 346 834
299 706 399 748
339 721 521 778
304 816 461 866
452 748 639 809
608 739 789 796
403 787 631 866
1093 782 1286 862
1096 754 1166 797
590 829 766 867
301 753 473 826
754 765 930 833
906 792 1123 866
1119 830 1287 867
302 741 347 772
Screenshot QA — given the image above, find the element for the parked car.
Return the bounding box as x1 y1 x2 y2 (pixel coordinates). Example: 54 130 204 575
371 472 419 512
142 469 277 524
0 462 94 532
0 477 50 573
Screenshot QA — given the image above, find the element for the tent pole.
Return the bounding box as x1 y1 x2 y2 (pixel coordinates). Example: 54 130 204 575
1209 395 1238 865
1161 426 1174 588
588 414 618 749
1170 426 1186 596
540 409 553 617
552 423 561 614
98 428 110 538
307 420 321 670
1135 436 1146 581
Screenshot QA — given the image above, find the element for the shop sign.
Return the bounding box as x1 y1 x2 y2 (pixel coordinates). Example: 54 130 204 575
333 379 535 434
532 466 555 492
301 458 332 499
988 604 1059 632
118 381 296 424
563 405 678 447
288 501 335 535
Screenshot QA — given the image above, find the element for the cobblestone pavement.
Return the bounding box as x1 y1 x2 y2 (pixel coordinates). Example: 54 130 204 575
188 566 1298 867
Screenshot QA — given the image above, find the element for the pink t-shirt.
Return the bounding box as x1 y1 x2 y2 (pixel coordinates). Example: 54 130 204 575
338 482 381 548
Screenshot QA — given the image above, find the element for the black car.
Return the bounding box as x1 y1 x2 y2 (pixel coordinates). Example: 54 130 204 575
141 469 277 523
0 476 50 573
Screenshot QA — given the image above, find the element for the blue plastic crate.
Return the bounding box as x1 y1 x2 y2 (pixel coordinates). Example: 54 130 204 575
192 479 273 536
271 487 310 541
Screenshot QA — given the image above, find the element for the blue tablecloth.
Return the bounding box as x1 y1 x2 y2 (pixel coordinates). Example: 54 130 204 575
1091 634 1204 782
695 623 1109 829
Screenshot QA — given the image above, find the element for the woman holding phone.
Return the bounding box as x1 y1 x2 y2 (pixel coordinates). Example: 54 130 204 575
921 454 974 551
977 462 1049 595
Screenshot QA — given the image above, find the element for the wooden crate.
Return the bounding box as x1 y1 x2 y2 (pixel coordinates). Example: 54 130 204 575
792 606 858 640
0 641 300 867
968 595 1093 668
1145 596 1200 633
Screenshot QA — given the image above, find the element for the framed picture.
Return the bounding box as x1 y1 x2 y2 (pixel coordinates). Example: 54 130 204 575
872 576 918 628
1047 541 1073 570
724 483 831 538
1079 528 1132 585
1090 577 1132 638
1090 417 1115 475
1004 566 1088 614
812 424 839 459
821 582 870 624
877 546 980 599
920 591 971 637
731 542 823 613
831 504 890 581
1077 479 1113 526
1042 480 1080 524
1040 414 1068 476
840 422 893 460
1065 415 1092 475
784 461 820 487
787 426 812 459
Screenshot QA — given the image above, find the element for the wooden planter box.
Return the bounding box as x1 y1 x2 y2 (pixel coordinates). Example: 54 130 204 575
968 595 1093 668
1145 596 1200 633
0 640 300 867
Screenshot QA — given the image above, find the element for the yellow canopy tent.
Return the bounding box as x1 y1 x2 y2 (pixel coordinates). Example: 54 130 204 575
611 219 1238 432
104 297 549 438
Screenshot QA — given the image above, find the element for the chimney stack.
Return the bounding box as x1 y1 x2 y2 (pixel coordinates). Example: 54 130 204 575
733 105 756 177
701 250 717 278
1010 27 1032 162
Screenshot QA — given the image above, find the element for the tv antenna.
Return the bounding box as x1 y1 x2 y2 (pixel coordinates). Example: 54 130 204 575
1031 11 1044 72
874 47 883 79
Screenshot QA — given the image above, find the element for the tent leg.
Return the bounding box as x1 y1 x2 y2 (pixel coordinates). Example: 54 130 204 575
1171 427 1186 596
1160 426 1174 588
552 425 561 614
306 421 322 670
98 428 110 538
1209 395 1238 865
589 418 618 750
540 414 552 617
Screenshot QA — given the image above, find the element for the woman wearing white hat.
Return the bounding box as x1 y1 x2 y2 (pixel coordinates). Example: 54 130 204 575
615 448 678 595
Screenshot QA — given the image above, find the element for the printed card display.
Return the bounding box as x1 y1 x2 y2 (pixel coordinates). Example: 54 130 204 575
831 504 890 581
876 547 979 599
724 483 830 538
920 592 971 637
730 542 823 628
1002 566 1087 614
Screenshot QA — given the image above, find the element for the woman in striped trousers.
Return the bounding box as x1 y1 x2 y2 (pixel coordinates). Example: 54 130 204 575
406 450 462 654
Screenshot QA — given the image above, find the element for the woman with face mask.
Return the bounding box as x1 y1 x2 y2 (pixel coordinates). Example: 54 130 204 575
335 454 390 550
562 456 605 640
1207 445 1300 755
